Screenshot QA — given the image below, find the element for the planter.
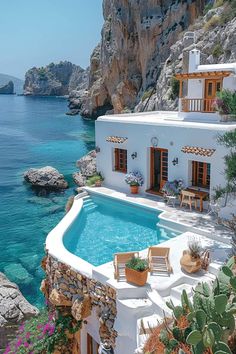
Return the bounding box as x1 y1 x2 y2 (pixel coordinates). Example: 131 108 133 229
125 267 148 286
130 185 139 194
220 114 236 122
180 250 201 273
95 180 102 187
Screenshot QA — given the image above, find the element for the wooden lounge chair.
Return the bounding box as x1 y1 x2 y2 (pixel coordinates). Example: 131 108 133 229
180 190 197 210
148 247 172 275
113 251 139 281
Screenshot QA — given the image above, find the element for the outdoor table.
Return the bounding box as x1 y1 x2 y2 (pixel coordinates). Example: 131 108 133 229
185 188 209 212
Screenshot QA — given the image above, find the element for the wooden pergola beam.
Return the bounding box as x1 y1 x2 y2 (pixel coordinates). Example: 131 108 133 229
175 71 232 80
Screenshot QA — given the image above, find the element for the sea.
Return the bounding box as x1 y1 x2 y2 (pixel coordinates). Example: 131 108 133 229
0 95 95 307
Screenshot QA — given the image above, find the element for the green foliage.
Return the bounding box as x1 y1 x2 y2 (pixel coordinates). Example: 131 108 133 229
6 308 82 353
125 256 148 272
204 15 221 31
87 173 104 186
141 88 154 102
159 257 236 354
220 0 236 24
188 237 202 258
38 67 47 81
204 2 213 14
216 89 236 115
169 77 179 100
212 44 224 58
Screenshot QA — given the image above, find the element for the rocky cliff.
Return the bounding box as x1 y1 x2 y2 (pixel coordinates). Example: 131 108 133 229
69 0 205 118
0 80 14 94
24 61 88 96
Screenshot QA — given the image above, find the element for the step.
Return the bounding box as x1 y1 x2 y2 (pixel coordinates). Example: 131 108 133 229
170 283 193 302
83 205 97 212
146 290 172 317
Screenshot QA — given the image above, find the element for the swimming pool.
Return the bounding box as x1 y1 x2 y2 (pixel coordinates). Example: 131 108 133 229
63 194 179 266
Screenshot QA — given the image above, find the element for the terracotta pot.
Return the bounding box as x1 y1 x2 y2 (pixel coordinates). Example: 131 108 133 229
180 250 201 273
125 267 148 286
130 185 139 194
95 180 102 187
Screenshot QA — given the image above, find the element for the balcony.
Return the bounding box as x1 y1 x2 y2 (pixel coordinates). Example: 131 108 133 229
181 98 216 113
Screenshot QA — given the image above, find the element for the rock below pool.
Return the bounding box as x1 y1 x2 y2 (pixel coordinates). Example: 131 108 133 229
0 272 38 351
4 263 33 286
73 171 87 186
24 166 68 191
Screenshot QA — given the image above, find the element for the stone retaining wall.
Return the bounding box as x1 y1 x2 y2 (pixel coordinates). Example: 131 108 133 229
41 254 117 352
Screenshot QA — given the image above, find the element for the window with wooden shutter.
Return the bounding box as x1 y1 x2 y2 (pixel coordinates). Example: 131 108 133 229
192 161 211 188
114 148 127 173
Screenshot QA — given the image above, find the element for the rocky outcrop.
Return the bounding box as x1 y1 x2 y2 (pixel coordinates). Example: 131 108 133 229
0 80 14 94
24 166 68 191
0 272 38 352
24 62 88 96
69 0 205 118
136 6 236 112
73 150 96 187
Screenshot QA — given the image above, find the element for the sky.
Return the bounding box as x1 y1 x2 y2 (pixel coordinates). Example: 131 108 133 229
0 0 103 79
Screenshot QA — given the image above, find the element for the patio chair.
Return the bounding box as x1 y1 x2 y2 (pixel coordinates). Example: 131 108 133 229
148 247 172 275
180 190 197 210
113 251 139 281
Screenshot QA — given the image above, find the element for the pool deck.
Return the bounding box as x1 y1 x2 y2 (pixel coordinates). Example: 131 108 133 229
81 186 233 352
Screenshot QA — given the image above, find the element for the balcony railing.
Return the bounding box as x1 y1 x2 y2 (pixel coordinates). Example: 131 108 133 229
181 98 216 113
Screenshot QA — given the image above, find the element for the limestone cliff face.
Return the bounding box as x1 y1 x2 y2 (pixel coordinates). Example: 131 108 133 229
69 0 205 118
24 62 87 96
0 80 14 94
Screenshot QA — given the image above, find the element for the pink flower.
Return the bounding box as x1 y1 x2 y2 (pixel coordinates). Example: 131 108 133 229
19 323 25 332
37 324 43 329
24 342 30 348
25 332 31 339
3 345 11 354
15 338 22 348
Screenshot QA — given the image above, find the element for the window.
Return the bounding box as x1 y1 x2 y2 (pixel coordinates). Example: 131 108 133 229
114 148 127 173
192 161 211 188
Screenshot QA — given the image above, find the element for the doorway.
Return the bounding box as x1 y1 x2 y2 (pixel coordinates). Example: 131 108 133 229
87 333 99 354
204 79 222 112
150 148 168 193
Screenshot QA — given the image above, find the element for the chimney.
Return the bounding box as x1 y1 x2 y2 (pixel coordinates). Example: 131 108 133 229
188 48 200 73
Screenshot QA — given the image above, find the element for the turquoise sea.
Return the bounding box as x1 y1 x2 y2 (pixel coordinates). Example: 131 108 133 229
0 95 95 307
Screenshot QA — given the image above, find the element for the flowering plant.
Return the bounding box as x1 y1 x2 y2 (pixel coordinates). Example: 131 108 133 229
162 179 184 196
213 89 236 115
125 171 144 186
5 309 82 354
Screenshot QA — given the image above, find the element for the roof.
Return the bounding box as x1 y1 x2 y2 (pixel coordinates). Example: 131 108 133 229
197 63 236 74
176 71 232 80
181 146 216 157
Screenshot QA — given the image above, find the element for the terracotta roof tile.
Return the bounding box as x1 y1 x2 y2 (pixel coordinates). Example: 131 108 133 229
106 136 128 143
181 146 215 157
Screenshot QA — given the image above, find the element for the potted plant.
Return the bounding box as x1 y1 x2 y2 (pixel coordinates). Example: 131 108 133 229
87 173 104 187
213 89 236 122
180 236 202 273
125 171 144 194
125 256 149 286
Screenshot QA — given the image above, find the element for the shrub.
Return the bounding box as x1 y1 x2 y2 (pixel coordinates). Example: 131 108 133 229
87 173 104 186
212 43 224 58
213 0 225 7
204 2 213 14
220 0 236 24
125 171 144 186
125 257 148 272
169 77 179 100
188 236 202 258
214 89 236 115
204 15 220 31
5 309 82 354
141 88 154 102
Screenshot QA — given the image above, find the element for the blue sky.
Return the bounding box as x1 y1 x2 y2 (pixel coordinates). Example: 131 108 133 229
0 0 103 79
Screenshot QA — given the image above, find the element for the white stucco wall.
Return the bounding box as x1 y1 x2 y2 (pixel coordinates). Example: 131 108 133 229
187 79 203 99
95 118 233 197
223 76 236 90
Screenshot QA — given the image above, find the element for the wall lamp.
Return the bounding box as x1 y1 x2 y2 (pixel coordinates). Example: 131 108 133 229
131 152 137 159
95 146 101 153
172 157 179 166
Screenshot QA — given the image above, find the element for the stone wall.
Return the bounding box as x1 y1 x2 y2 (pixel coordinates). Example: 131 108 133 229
41 254 117 352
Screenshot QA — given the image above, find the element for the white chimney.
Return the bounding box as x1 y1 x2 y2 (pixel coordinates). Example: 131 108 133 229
188 48 200 73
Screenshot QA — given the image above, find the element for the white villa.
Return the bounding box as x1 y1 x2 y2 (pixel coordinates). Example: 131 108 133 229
44 45 236 354
96 48 236 200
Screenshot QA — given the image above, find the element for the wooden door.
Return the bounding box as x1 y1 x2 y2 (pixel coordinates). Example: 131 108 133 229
87 334 99 354
204 79 222 112
150 148 168 192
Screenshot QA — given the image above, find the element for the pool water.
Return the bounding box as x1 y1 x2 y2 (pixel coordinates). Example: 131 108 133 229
63 195 179 266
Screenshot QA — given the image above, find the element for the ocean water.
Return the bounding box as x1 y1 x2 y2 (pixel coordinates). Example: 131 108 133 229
0 95 95 307
64 195 179 266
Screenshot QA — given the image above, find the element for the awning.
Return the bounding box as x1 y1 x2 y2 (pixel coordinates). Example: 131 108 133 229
106 136 128 144
181 146 215 157
175 71 232 80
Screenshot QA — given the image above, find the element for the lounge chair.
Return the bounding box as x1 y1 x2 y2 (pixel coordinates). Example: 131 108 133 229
180 190 197 210
148 247 172 275
113 251 139 281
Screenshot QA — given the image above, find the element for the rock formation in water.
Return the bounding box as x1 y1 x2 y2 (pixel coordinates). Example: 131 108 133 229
69 0 205 118
24 61 88 96
73 150 96 186
0 272 38 351
0 80 14 94
24 166 68 191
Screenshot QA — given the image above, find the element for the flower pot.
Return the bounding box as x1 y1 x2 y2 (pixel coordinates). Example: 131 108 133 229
125 267 148 286
95 180 102 187
180 250 201 273
130 185 139 194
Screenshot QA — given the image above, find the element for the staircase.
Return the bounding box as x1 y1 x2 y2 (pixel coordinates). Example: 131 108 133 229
82 196 97 213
